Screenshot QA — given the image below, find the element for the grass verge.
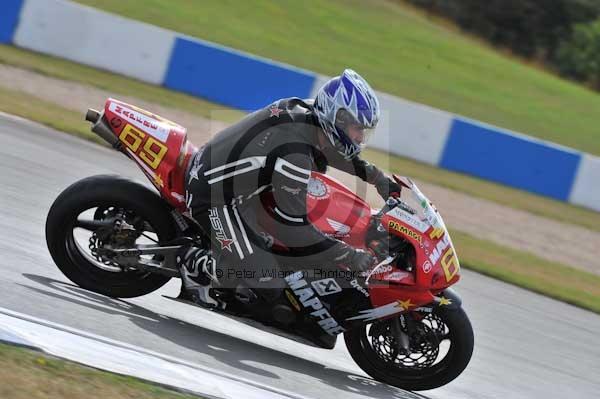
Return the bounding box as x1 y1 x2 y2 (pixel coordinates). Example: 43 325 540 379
0 343 201 399
0 44 243 123
452 230 600 314
1 44 599 232
363 148 600 233
0 86 100 143
0 89 598 314
73 0 600 156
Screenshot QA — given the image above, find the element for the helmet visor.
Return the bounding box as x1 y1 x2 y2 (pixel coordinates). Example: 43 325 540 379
335 109 376 149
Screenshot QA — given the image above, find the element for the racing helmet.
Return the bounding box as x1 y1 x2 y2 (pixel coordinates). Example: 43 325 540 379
314 69 380 159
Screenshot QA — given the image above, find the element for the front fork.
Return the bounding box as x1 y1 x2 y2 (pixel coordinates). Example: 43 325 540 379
391 287 463 354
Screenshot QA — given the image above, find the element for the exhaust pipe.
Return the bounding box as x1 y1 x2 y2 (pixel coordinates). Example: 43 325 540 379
85 108 119 147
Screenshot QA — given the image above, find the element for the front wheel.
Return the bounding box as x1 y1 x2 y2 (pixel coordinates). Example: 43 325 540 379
344 307 474 391
46 175 177 298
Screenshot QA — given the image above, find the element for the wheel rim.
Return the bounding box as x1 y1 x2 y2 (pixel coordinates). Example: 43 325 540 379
361 311 456 378
65 205 161 276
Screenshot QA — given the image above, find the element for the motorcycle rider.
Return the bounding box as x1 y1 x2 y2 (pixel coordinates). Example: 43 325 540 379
179 69 401 310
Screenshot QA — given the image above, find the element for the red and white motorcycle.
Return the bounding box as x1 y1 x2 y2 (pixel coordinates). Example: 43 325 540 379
46 99 473 391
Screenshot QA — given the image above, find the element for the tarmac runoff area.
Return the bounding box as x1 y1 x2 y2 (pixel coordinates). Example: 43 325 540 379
1 102 600 399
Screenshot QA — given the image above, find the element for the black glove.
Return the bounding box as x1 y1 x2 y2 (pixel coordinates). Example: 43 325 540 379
349 249 376 273
375 177 402 200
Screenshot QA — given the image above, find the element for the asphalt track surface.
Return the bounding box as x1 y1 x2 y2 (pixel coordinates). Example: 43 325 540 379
1 115 599 399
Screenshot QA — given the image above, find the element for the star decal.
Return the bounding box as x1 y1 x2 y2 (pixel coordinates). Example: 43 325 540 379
217 237 235 252
396 298 414 310
269 105 284 118
153 174 164 188
438 296 452 306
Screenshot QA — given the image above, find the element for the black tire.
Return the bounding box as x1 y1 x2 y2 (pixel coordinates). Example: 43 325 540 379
46 175 176 298
344 307 474 391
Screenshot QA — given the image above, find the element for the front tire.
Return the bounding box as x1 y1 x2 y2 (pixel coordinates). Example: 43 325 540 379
344 307 474 391
46 175 177 298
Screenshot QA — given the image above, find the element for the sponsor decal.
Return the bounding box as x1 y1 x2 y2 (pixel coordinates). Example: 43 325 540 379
311 278 342 297
363 263 394 279
285 272 345 335
388 221 422 243
350 279 370 298
109 103 170 142
269 104 284 118
440 247 460 282
413 306 433 313
428 234 451 265
307 177 328 199
326 218 351 237
422 260 433 273
208 207 236 252
387 208 429 233
384 271 410 281
346 298 414 322
281 185 302 195
119 124 168 170
285 289 301 312
429 228 445 240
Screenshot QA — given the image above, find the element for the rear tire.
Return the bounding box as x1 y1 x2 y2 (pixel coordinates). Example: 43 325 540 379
344 307 474 391
46 175 176 298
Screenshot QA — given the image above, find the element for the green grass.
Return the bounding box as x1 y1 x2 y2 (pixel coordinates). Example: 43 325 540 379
1 89 598 314
452 230 600 314
0 343 201 399
73 0 600 155
0 85 101 143
1 43 600 233
363 148 600 232
0 44 243 123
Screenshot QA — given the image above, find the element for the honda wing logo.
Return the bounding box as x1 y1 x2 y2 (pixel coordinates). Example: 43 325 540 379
327 218 351 237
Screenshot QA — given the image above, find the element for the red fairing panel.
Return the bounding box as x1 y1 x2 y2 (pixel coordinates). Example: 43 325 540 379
306 173 371 248
103 98 197 211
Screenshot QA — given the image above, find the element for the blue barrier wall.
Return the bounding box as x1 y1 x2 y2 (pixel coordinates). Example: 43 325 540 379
164 37 317 111
0 0 24 44
440 118 582 201
6 0 600 211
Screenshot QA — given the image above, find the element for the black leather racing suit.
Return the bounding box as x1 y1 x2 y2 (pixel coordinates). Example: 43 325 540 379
184 97 392 289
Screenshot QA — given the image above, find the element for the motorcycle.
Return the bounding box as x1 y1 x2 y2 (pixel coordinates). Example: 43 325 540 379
45 98 474 391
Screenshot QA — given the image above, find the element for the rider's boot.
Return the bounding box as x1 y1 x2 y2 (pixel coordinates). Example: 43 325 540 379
176 246 223 309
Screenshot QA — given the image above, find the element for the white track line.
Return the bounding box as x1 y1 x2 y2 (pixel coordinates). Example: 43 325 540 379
0 306 311 399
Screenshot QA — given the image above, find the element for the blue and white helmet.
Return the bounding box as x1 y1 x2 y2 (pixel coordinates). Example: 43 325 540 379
314 69 380 159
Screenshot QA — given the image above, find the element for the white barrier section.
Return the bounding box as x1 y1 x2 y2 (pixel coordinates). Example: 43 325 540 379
569 154 600 212
370 91 452 165
13 0 175 85
308 74 330 98
309 76 453 166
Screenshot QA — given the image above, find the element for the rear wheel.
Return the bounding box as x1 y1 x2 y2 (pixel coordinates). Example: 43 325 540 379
344 307 474 391
46 175 177 298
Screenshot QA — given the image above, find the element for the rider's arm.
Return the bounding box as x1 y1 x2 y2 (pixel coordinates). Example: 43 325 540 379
322 149 400 198
270 151 355 264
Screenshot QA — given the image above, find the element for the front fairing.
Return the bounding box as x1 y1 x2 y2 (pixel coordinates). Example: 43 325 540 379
377 176 461 291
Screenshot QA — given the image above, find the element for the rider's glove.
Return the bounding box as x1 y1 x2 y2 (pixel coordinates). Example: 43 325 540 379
349 249 376 273
375 177 402 200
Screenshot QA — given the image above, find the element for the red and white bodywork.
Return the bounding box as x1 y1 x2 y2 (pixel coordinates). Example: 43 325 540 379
103 98 197 211
306 173 460 321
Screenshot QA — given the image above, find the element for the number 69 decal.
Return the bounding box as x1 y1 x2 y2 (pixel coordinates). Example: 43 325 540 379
119 124 168 170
